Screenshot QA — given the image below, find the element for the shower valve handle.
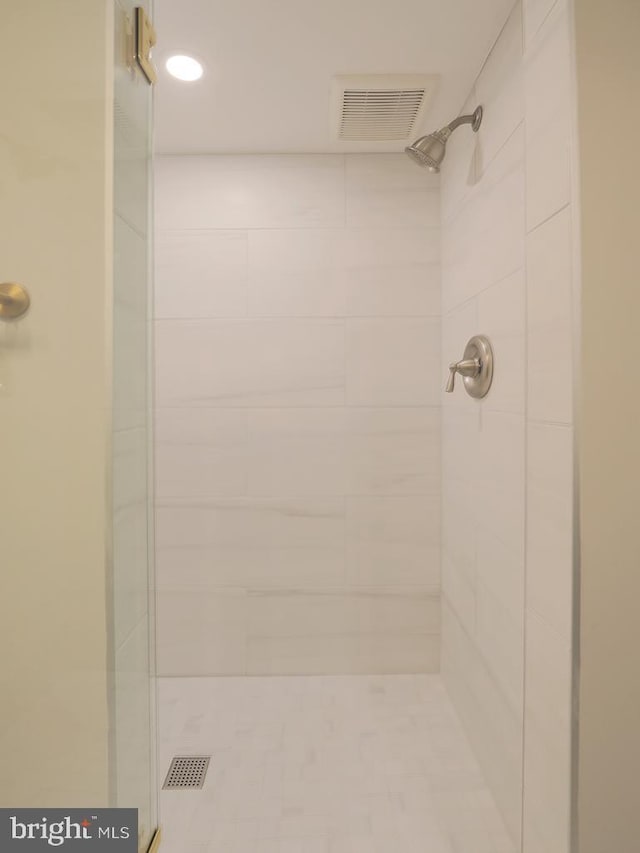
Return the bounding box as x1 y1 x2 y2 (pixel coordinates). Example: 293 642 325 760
444 335 494 398
445 358 480 393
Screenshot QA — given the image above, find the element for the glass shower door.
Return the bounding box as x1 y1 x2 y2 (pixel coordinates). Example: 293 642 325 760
112 0 157 849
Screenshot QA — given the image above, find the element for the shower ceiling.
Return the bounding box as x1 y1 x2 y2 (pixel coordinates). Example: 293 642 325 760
153 0 515 154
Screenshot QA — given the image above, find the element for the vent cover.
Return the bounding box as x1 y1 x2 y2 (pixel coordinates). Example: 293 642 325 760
331 75 438 143
163 756 210 789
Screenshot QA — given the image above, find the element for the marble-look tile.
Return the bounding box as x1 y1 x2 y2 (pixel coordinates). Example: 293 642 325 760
441 405 480 634
155 230 248 319
246 635 440 676
475 3 524 171
442 125 525 314
441 604 522 846
263 840 329 853
155 497 346 595
439 16 531 844
346 495 440 589
345 155 440 228
441 550 476 643
156 587 248 676
522 610 572 853
476 411 526 560
248 230 346 317
475 581 524 714
526 422 574 640
341 227 440 317
477 269 526 415
526 206 573 423
347 407 440 496
247 409 348 496
441 401 480 495
158 675 514 851
156 542 347 594
346 318 440 406
155 408 249 498
524 0 573 229
246 589 440 641
156 319 345 407
154 153 442 682
437 8 576 852
453 404 525 668
156 496 346 554
439 87 481 228
524 0 561 48
155 155 345 230
475 526 524 636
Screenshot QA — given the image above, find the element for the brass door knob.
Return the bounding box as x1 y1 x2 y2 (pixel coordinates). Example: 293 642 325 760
0 282 30 320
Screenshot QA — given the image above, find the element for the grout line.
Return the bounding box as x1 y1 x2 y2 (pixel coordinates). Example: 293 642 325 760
442 265 526 318
521 46 530 850
155 224 443 235
441 119 526 228
525 0 562 51
527 417 573 428
469 0 523 90
527 604 573 647
342 154 348 228
153 314 442 322
526 201 571 236
154 404 442 411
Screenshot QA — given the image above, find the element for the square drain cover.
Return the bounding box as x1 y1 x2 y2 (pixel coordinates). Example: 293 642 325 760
163 756 210 789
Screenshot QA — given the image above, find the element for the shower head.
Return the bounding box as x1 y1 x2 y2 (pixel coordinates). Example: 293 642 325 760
405 128 452 171
405 105 483 172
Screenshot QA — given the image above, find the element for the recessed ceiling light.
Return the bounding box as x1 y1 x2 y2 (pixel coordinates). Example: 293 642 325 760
166 55 204 82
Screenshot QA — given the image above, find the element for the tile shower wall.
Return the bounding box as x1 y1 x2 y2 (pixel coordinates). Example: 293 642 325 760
439 0 575 850
154 154 442 676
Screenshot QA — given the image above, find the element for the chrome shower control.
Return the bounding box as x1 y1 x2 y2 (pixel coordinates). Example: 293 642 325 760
445 335 493 398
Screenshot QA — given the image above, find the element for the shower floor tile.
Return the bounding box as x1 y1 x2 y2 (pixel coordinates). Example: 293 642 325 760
158 674 514 853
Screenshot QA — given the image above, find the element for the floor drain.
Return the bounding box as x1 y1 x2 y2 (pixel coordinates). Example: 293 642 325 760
163 756 210 789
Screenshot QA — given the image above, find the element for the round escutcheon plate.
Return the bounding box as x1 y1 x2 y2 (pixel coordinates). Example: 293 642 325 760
462 335 494 398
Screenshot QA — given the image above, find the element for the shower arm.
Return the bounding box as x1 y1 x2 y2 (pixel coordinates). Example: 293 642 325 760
445 106 484 134
446 115 475 132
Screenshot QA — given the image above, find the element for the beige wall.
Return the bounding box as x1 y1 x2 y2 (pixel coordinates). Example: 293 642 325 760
574 1 640 850
0 0 114 805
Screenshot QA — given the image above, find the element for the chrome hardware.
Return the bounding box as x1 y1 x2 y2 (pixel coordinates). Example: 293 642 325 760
445 335 493 398
0 282 30 320
446 358 480 392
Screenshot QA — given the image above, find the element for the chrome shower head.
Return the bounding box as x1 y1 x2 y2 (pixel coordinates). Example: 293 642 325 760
405 128 452 172
405 106 483 172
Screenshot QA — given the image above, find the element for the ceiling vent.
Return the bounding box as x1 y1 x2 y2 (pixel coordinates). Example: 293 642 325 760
331 74 438 143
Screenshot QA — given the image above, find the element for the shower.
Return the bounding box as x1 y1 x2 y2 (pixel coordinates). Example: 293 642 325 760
405 104 483 171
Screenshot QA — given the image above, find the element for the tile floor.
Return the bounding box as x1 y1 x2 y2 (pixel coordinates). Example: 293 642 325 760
158 674 515 853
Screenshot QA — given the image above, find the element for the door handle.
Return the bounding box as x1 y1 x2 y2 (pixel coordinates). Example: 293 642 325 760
0 282 30 320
